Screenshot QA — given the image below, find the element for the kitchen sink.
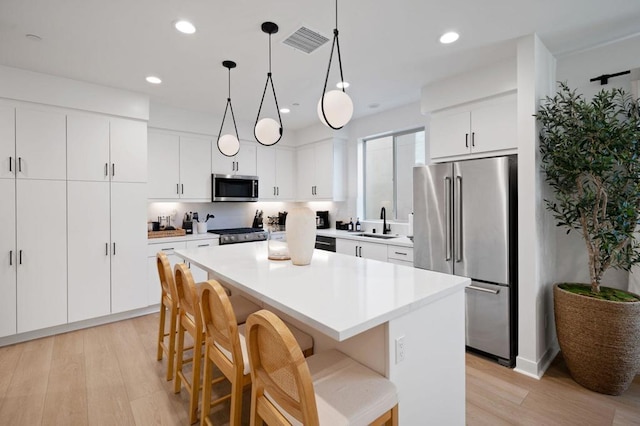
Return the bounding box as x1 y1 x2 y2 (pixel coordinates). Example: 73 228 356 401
354 233 399 240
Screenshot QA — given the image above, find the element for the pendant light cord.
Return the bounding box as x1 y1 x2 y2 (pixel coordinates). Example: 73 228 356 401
320 0 347 130
255 24 283 145
217 66 239 154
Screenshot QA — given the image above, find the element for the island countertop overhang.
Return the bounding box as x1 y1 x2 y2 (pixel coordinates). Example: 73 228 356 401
174 241 470 341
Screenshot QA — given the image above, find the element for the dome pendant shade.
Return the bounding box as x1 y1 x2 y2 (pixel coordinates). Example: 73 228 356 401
218 133 240 157
319 1 352 130
317 90 353 128
217 60 241 157
255 117 281 146
255 21 284 146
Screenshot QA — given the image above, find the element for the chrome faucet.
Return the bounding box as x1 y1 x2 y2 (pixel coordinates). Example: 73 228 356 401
380 207 390 234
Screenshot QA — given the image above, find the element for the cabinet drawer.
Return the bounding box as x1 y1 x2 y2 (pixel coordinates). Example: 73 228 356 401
388 258 414 267
387 246 414 262
186 238 218 249
147 241 187 257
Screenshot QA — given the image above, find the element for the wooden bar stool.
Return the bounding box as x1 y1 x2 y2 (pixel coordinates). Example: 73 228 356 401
246 310 398 426
199 281 313 426
156 252 179 381
174 264 262 424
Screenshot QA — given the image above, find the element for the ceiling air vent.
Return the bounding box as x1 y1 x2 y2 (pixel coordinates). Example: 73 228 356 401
282 26 329 54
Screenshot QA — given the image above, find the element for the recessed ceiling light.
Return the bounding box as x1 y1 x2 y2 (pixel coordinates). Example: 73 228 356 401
292 102 300 107
174 20 196 34
25 34 42 41
336 81 350 89
280 108 291 114
368 103 380 109
146 76 162 84
439 31 459 44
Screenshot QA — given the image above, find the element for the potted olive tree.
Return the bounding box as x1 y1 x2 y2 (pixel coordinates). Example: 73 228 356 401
537 82 640 395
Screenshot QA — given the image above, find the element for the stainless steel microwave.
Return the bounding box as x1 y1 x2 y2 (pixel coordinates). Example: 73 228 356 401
211 174 259 202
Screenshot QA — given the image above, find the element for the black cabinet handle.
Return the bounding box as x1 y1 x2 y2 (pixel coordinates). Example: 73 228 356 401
394 251 407 256
105 243 109 256
465 133 469 148
105 163 108 177
276 187 279 196
18 157 22 172
19 250 22 265
9 157 12 173
113 242 116 255
177 183 179 194
181 184 184 194
9 250 12 266
111 163 115 177
161 248 174 251
359 246 363 257
197 244 210 247
472 132 475 147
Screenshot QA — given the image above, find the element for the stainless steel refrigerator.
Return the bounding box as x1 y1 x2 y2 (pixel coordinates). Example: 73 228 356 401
413 155 517 366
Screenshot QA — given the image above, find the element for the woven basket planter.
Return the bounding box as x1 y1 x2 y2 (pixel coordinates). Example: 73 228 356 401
554 284 640 395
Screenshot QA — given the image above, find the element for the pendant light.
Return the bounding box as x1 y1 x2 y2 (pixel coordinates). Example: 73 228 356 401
318 0 353 130
217 60 240 157
255 22 283 146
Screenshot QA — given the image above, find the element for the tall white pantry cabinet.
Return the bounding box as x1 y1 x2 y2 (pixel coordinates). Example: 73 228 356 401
0 102 148 340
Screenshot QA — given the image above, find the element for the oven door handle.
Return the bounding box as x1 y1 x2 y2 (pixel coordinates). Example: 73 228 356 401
467 285 500 295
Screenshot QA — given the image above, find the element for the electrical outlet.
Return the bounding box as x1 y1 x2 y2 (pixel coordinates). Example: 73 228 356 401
395 336 405 364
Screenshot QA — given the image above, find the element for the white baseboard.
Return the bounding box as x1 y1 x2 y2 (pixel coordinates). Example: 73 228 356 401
514 344 560 379
0 305 160 348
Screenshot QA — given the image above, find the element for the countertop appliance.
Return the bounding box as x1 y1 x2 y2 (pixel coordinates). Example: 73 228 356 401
211 174 259 202
413 155 517 367
208 227 267 245
316 211 329 229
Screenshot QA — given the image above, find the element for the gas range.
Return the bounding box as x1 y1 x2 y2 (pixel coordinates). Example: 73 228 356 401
207 227 267 245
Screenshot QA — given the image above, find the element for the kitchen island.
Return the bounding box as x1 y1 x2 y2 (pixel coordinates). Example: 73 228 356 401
175 241 469 425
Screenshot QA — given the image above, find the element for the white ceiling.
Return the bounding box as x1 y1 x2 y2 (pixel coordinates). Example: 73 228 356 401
1 0 640 131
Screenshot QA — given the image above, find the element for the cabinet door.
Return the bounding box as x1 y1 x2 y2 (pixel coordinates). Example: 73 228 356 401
0 104 15 179
110 118 147 183
0 179 16 338
275 148 295 199
257 146 276 200
186 239 218 283
111 182 148 313
236 142 257 176
67 113 110 181
211 142 235 174
430 110 471 159
296 145 316 200
336 238 359 257
16 179 67 333
16 108 67 180
180 136 211 200
313 141 334 199
68 181 111 322
148 132 180 199
359 241 388 261
470 94 517 154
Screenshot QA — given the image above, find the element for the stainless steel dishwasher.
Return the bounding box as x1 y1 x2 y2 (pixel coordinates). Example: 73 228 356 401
315 235 336 252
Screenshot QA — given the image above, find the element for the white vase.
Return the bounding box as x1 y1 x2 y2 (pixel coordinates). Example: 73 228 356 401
286 207 316 266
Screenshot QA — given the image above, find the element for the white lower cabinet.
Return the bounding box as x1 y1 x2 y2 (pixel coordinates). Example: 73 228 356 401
68 181 111 322
186 239 218 282
336 239 388 262
16 180 67 333
147 241 186 306
387 245 414 267
111 183 148 313
0 179 16 338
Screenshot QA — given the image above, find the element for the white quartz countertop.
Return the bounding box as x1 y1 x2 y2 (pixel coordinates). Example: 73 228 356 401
316 228 414 247
148 233 220 245
175 241 468 341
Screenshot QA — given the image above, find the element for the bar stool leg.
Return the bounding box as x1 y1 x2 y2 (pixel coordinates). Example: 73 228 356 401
166 303 178 381
189 330 203 424
174 319 185 394
157 293 167 361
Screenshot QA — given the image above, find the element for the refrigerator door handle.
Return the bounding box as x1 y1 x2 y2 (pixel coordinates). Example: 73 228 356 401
467 284 500 295
444 176 452 261
455 175 463 262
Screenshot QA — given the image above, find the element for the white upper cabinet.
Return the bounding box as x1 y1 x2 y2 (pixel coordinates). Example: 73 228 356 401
0 104 15 179
180 136 211 199
257 146 294 200
67 113 110 181
296 139 345 201
212 141 256 176
430 92 517 160
15 107 66 180
110 118 147 183
148 131 211 200
148 132 180 199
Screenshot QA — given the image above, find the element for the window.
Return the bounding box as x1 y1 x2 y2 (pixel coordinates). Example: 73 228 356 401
362 129 425 221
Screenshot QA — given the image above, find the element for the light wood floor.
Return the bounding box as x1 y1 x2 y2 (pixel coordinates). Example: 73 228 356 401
0 313 638 425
